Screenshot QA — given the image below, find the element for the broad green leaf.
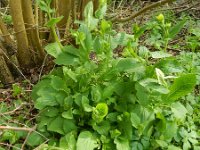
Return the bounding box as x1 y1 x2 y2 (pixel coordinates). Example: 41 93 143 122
169 19 187 39
156 140 168 148
2 131 16 144
63 119 77 134
95 2 107 19
50 76 66 90
83 1 98 30
91 86 102 102
27 132 44 147
45 42 62 58
92 103 108 123
135 83 150 106
93 121 110 135
101 20 111 33
63 45 80 57
155 58 183 74
133 24 148 39
171 102 188 121
110 129 121 139
82 96 93 112
55 91 68 106
131 141 143 150
107 112 119 122
76 131 98 150
63 96 73 110
164 74 196 103
37 0 48 12
111 33 133 49
79 24 93 52
47 116 65 134
114 137 130 150
31 78 51 100
162 121 178 141
102 83 116 99
55 52 79 66
194 146 200 150
119 117 133 140
139 78 169 94
183 140 191 150
62 109 73 119
130 113 141 128
42 107 59 117
116 58 144 73
37 85 57 97
59 132 76 150
151 51 172 59
46 16 63 27
63 67 77 82
35 95 58 110
37 116 54 132
168 145 182 150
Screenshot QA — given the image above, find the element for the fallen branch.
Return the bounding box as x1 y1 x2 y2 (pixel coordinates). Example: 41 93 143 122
0 126 34 132
111 0 175 23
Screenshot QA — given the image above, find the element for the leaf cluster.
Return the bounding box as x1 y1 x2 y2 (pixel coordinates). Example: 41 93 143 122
31 2 199 150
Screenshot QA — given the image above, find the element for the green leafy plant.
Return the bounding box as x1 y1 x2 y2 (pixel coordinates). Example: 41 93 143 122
143 13 186 52
31 2 198 149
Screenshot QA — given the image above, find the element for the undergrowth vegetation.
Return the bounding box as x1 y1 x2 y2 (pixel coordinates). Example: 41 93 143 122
0 0 200 150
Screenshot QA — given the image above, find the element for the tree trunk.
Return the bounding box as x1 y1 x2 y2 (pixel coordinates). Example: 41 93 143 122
57 0 72 38
0 16 20 77
9 0 33 68
93 0 99 12
21 0 45 63
0 54 14 84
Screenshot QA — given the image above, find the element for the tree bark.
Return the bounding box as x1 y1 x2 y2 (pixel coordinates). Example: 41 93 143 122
9 0 33 68
0 16 16 57
93 0 99 12
0 16 20 77
0 54 14 84
57 0 72 37
21 0 45 63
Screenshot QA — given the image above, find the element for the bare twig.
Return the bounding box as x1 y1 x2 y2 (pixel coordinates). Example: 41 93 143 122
39 53 48 81
0 103 26 115
111 0 175 23
0 142 21 150
0 126 34 132
21 125 36 150
176 2 200 14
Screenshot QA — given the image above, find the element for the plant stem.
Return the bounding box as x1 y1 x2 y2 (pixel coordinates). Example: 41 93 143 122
47 10 63 50
164 39 169 52
51 26 63 49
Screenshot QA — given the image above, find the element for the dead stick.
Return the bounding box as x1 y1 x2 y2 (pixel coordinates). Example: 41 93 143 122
0 126 34 132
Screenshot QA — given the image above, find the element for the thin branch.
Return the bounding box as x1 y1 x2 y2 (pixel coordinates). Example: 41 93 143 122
111 0 175 23
0 142 21 150
21 125 36 150
0 103 26 115
176 2 200 15
0 126 34 132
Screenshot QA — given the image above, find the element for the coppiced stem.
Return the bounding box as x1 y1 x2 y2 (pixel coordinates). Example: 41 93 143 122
9 0 33 69
21 0 45 63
